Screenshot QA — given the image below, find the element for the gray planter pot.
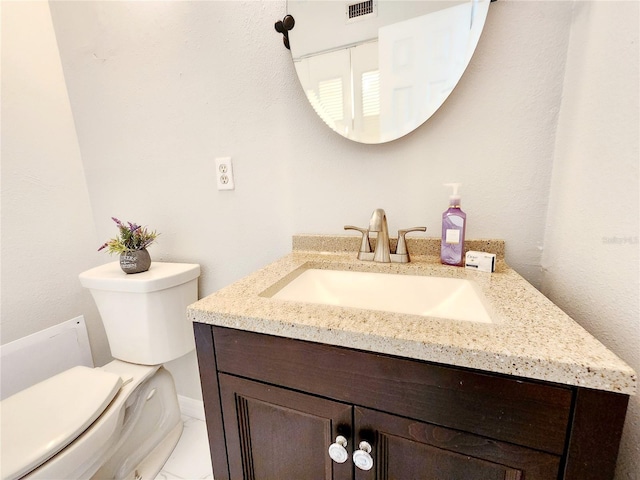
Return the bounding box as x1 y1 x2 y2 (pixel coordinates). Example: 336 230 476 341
120 248 151 274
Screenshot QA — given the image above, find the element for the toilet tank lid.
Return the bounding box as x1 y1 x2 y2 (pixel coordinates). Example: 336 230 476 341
79 261 201 293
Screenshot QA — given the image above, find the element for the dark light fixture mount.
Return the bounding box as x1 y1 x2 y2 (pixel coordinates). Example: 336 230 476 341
274 15 295 50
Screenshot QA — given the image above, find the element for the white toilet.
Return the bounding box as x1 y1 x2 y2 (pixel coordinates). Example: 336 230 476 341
0 261 200 480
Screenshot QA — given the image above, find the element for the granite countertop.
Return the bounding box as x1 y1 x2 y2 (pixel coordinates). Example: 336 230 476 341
188 235 636 395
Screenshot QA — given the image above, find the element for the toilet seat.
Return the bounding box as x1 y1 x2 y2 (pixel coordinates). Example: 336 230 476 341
0 366 122 480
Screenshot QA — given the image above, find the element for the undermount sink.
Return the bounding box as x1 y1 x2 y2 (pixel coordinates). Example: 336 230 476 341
269 268 493 324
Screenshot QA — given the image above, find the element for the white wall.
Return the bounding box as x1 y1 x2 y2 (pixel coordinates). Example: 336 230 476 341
542 2 639 478
0 1 111 366
2 0 638 476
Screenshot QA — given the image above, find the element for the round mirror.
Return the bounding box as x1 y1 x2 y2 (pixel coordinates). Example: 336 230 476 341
286 0 491 144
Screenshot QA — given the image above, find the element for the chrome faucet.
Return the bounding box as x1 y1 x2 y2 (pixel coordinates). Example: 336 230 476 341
345 209 426 263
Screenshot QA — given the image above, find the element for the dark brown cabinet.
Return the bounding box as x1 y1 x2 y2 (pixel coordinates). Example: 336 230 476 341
354 407 560 480
219 374 352 479
195 323 629 480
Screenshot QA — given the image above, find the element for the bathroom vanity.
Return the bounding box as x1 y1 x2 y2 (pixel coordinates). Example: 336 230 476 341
190 235 636 480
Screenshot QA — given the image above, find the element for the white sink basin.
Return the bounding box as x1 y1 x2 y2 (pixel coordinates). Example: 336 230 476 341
270 268 493 323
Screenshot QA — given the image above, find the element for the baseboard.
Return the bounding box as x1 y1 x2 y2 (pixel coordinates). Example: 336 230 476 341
178 395 205 421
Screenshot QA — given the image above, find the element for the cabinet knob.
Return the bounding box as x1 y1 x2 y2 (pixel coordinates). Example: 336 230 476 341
328 435 349 464
353 441 374 471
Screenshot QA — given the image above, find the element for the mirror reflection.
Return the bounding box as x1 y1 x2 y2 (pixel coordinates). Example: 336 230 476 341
287 0 491 144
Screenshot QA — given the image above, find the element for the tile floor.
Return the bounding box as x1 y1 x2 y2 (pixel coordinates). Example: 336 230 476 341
155 415 214 480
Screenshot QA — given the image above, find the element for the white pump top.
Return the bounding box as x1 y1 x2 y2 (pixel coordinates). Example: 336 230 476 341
444 183 462 207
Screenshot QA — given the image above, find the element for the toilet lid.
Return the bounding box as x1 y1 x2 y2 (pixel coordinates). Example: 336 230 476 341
0 366 122 479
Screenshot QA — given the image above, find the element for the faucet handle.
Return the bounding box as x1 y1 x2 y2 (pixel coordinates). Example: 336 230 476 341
344 225 372 253
396 227 426 256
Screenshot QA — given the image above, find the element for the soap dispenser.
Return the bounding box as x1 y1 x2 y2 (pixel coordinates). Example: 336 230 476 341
441 183 466 266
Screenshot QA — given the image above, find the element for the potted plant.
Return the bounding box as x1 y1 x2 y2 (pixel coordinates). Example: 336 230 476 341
98 217 158 274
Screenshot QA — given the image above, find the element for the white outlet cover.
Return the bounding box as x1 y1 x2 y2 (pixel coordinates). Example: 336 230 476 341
215 157 234 190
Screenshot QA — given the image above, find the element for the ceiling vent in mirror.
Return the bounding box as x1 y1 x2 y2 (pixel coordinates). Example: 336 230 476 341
346 0 377 22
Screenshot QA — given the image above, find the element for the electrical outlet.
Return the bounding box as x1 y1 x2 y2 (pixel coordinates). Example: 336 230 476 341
215 157 235 190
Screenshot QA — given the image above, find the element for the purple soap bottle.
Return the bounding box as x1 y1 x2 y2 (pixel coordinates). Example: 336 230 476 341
441 183 466 266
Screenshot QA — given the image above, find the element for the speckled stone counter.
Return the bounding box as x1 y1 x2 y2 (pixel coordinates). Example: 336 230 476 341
189 235 636 395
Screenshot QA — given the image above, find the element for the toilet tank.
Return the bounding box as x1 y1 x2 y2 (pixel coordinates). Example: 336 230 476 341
79 262 200 365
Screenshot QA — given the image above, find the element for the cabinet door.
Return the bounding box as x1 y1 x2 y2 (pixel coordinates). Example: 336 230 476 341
354 407 561 480
219 374 353 480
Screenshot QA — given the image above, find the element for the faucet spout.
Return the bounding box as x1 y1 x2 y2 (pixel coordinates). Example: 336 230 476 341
369 209 391 263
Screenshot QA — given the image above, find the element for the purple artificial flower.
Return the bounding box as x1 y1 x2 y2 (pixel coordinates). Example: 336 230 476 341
99 217 158 255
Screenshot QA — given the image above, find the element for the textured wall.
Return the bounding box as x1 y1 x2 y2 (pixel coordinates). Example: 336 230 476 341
0 1 110 365
542 2 639 478
48 0 571 294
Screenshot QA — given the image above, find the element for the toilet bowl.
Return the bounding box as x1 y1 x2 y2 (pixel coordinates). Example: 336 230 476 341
0 262 200 480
